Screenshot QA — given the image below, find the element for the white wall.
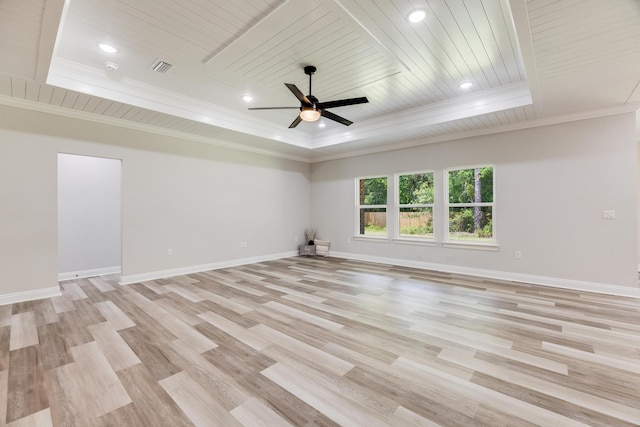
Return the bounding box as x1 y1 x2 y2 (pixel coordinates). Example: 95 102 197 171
311 113 638 288
0 120 58 300
0 105 311 299
637 139 640 270
0 104 636 301
58 153 121 278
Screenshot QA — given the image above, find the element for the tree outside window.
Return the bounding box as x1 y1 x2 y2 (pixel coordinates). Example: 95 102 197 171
357 177 387 236
446 166 494 242
397 172 434 238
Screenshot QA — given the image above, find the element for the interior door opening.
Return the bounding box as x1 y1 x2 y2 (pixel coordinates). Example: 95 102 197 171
57 153 122 281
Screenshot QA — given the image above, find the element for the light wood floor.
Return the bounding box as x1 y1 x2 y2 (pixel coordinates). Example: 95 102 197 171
1 257 640 426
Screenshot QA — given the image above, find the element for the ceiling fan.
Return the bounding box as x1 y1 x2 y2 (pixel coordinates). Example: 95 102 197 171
248 65 369 128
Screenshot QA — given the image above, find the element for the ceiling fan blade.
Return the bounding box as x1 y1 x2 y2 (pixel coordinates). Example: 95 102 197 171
321 109 353 126
317 97 368 109
250 67 366 128
248 107 300 110
288 115 303 128
285 83 311 105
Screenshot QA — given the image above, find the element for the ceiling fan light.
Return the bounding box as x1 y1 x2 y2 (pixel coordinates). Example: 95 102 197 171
300 108 321 122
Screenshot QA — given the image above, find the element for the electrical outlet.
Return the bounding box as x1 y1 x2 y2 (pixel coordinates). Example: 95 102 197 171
602 210 615 219
514 250 522 259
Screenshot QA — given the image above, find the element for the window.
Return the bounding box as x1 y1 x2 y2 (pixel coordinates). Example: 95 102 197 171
357 176 387 236
446 166 494 243
397 172 434 239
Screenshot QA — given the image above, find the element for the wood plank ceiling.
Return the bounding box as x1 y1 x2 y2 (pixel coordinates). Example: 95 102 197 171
0 0 638 161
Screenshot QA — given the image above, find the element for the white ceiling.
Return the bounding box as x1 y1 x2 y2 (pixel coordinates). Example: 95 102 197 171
0 0 639 162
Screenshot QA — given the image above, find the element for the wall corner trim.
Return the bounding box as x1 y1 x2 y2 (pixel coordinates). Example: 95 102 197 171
119 251 298 285
330 251 640 298
0 286 62 306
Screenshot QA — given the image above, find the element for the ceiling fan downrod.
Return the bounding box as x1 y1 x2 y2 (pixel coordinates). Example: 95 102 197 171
304 65 316 98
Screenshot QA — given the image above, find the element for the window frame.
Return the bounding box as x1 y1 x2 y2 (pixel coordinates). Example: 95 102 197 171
444 164 497 247
355 175 389 240
394 170 435 242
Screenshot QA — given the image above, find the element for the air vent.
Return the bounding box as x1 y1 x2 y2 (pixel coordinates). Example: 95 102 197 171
150 59 173 73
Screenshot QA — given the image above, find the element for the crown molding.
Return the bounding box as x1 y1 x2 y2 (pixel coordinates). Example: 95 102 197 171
3 90 635 166
47 58 313 149
46 59 537 153
310 103 640 163
507 0 543 118
0 95 313 163
310 81 533 149
35 0 67 83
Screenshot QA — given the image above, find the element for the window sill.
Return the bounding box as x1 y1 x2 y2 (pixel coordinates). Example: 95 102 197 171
392 238 437 246
442 241 499 251
353 235 390 243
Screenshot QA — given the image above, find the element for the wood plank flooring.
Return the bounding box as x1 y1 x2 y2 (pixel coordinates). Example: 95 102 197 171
1 257 640 426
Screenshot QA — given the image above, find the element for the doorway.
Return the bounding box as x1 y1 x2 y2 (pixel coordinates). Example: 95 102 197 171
57 153 122 280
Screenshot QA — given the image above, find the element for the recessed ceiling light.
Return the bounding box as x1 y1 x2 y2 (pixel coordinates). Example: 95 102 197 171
318 122 326 128
242 95 253 102
99 43 117 53
408 9 426 23
104 61 119 71
459 81 473 89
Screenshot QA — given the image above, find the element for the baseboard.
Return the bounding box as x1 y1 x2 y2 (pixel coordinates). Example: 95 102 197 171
0 286 61 306
331 251 640 298
119 251 298 285
59 266 121 282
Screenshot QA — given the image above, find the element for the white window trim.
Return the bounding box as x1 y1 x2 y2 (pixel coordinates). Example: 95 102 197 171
391 237 437 246
442 242 499 251
395 170 435 242
444 165 497 246
355 175 389 238
353 235 391 242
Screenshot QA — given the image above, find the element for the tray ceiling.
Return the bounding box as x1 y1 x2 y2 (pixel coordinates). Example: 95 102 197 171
0 0 639 161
